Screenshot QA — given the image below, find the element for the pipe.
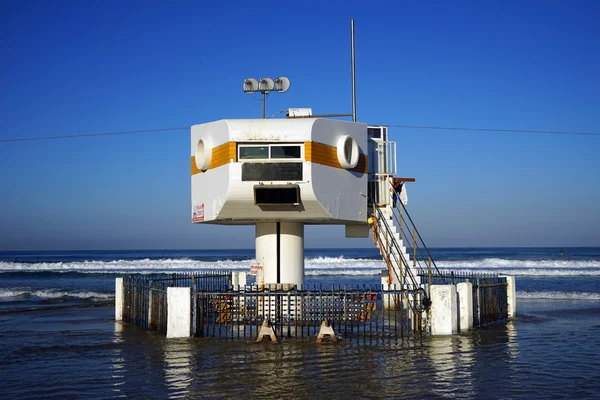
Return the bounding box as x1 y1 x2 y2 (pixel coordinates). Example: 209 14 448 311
351 19 357 122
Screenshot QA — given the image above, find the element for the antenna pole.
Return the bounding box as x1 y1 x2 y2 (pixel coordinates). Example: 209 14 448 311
351 18 357 122
262 92 265 119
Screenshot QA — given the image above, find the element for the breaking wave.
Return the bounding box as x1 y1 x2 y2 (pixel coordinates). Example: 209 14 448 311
0 257 599 277
0 288 113 300
517 291 600 301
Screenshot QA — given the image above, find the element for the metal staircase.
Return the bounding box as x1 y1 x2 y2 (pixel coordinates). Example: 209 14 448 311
367 127 446 329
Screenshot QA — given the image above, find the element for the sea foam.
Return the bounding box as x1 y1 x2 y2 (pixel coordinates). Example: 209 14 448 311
0 288 113 300
0 257 599 277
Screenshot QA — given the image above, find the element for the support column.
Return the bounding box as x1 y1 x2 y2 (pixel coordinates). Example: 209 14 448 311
279 222 304 286
430 284 458 335
167 287 191 338
255 222 304 287
256 222 278 285
115 277 124 321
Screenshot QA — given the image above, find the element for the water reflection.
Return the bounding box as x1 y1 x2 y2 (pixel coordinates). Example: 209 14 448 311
163 339 194 399
426 335 476 398
111 322 125 398
249 343 310 398
106 320 525 399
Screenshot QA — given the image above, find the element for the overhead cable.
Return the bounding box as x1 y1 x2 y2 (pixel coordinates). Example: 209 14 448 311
0 127 189 143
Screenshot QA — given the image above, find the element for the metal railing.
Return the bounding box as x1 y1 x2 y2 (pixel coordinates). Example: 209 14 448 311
122 272 233 333
394 195 447 290
417 271 508 327
140 271 232 291
368 140 397 176
193 284 426 341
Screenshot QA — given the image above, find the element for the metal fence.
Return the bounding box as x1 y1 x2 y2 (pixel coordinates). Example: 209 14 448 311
122 271 508 339
192 285 425 341
122 272 233 333
418 270 508 327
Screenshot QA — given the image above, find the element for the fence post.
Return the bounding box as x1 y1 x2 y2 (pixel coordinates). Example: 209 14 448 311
191 276 197 337
500 275 516 318
167 287 192 338
430 284 458 335
115 277 124 321
148 280 154 329
456 282 473 331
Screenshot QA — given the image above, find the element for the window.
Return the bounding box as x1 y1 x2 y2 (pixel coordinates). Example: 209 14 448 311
271 145 301 159
238 144 303 161
239 146 269 160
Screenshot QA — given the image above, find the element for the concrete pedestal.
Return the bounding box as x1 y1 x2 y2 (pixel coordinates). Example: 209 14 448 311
115 277 124 321
430 284 458 335
256 222 304 287
231 271 247 289
167 287 191 338
456 282 473 331
501 275 517 318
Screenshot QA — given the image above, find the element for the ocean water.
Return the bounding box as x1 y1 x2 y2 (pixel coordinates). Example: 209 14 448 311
1 247 599 399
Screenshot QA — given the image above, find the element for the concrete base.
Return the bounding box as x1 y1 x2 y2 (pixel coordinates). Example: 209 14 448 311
430 285 458 335
316 320 339 343
257 320 277 342
115 277 124 321
501 275 517 318
167 287 191 338
456 282 473 331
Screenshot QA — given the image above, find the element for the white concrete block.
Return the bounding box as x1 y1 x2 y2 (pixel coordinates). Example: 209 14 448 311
231 271 247 289
456 282 473 331
430 285 457 335
115 277 124 321
167 287 191 338
501 275 517 318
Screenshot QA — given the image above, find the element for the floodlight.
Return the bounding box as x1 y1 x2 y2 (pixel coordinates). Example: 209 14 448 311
275 77 290 93
259 78 275 92
243 78 259 94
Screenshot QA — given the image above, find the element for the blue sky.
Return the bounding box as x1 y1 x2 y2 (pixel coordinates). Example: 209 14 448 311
1 1 599 250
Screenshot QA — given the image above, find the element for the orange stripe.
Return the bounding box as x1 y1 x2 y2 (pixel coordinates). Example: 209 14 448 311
192 141 367 175
305 141 367 174
191 142 236 175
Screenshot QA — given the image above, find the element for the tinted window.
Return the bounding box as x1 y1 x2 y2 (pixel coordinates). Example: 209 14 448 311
271 145 301 159
239 146 269 159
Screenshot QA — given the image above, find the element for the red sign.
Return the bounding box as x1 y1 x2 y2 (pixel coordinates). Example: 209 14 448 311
250 265 262 276
192 204 204 222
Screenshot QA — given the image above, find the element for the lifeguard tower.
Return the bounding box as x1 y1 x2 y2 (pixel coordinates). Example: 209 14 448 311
192 113 380 286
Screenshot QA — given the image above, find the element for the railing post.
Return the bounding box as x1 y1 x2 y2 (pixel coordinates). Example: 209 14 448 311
399 203 403 241
413 227 417 268
191 276 197 337
427 256 432 298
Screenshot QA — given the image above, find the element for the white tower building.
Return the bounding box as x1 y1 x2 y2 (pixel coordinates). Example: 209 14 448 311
191 117 370 287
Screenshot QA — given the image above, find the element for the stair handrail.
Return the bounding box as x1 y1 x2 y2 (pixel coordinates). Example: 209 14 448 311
370 204 421 290
392 186 447 284
370 205 429 332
